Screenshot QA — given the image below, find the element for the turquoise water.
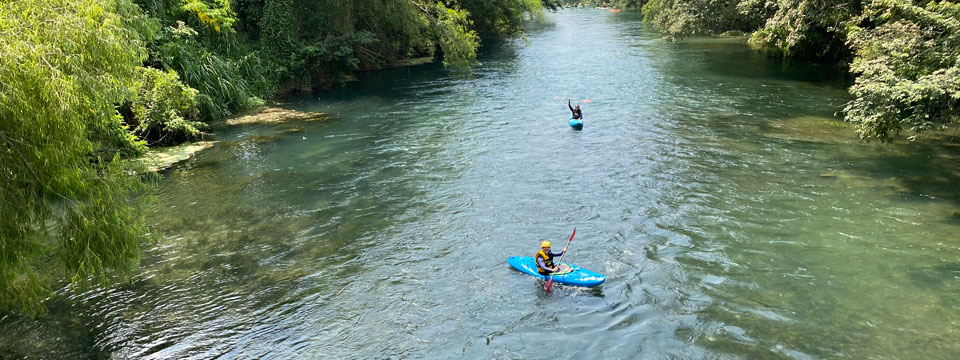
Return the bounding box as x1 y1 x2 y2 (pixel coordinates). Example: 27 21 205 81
3 9 959 359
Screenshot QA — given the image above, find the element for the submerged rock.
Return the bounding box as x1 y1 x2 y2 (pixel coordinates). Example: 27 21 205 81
227 106 328 126
138 106 329 173
719 30 747 37
396 56 434 67
137 141 217 172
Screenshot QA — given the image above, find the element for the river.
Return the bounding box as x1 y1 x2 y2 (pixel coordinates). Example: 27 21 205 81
3 9 959 359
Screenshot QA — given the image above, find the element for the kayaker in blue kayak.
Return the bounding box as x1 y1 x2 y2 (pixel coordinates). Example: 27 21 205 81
568 99 583 120
535 241 568 275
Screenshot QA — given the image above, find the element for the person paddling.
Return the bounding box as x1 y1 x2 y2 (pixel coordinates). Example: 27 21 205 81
568 99 583 120
535 241 568 275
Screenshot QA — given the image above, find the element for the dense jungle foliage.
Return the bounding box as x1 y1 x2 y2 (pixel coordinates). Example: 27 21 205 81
611 0 960 142
0 0 553 316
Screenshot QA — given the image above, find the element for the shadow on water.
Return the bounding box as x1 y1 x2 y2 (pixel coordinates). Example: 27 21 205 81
602 8 853 89
838 136 960 216
282 31 529 109
665 34 854 88
910 261 960 301
0 296 109 359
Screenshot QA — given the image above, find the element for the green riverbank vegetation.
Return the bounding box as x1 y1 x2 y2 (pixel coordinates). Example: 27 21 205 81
0 0 557 316
610 0 960 143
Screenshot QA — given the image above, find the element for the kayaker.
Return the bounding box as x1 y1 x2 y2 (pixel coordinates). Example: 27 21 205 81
535 241 568 275
568 99 582 120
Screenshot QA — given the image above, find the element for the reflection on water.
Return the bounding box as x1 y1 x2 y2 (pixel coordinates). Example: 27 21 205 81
2 8 959 359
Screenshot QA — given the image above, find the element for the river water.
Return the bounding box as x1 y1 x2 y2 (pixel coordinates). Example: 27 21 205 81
4 9 960 359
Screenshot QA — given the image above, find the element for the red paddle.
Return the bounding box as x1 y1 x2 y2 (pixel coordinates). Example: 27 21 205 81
545 228 576 292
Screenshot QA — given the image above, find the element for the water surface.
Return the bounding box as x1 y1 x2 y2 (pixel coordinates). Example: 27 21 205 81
3 9 960 359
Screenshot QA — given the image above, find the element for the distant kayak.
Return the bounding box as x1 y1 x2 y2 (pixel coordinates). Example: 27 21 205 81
569 116 583 130
507 256 606 287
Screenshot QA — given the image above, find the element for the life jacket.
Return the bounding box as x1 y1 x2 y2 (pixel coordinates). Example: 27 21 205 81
535 249 555 275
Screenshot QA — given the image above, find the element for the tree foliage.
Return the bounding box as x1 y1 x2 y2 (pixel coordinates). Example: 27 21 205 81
844 0 960 141
636 0 960 140
0 0 152 317
456 0 545 40
181 0 237 33
641 0 759 39
148 22 267 122
749 0 861 60
415 1 482 67
127 67 204 145
239 0 546 88
140 2 271 123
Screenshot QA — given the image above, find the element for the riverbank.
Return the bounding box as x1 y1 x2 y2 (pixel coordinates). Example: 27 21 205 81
132 53 439 173
135 105 329 172
137 141 218 172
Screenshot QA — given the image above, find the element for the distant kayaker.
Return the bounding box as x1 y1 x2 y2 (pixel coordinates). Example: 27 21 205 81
568 99 583 120
535 241 568 275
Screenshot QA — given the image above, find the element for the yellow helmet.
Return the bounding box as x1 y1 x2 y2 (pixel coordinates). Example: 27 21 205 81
541 241 551 248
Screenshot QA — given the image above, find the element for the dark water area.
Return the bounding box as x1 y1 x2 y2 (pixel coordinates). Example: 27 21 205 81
2 9 959 359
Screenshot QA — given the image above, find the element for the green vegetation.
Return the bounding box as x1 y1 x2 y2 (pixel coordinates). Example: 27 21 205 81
616 0 960 142
844 0 960 142
0 0 151 317
126 67 203 145
0 0 550 316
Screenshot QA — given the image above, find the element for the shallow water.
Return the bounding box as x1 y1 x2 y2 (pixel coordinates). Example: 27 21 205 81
3 9 960 359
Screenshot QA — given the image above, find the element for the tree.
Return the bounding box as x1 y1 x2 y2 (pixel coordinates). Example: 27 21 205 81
0 0 153 316
456 0 545 40
844 0 960 142
412 0 481 67
749 0 861 61
127 67 204 145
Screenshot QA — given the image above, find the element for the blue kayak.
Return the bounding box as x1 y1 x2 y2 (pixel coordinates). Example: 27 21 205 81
508 256 606 287
569 116 583 130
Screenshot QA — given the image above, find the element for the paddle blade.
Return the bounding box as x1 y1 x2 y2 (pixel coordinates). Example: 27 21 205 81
581 99 591 103
545 277 554 292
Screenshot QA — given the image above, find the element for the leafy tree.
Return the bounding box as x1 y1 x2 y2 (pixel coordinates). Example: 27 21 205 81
186 0 549 92
181 0 237 33
642 0 757 39
0 0 153 316
844 0 960 141
413 0 482 67
260 0 295 61
639 0 853 59
749 0 861 60
126 67 204 145
254 0 487 87
609 0 646 9
456 0 545 40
